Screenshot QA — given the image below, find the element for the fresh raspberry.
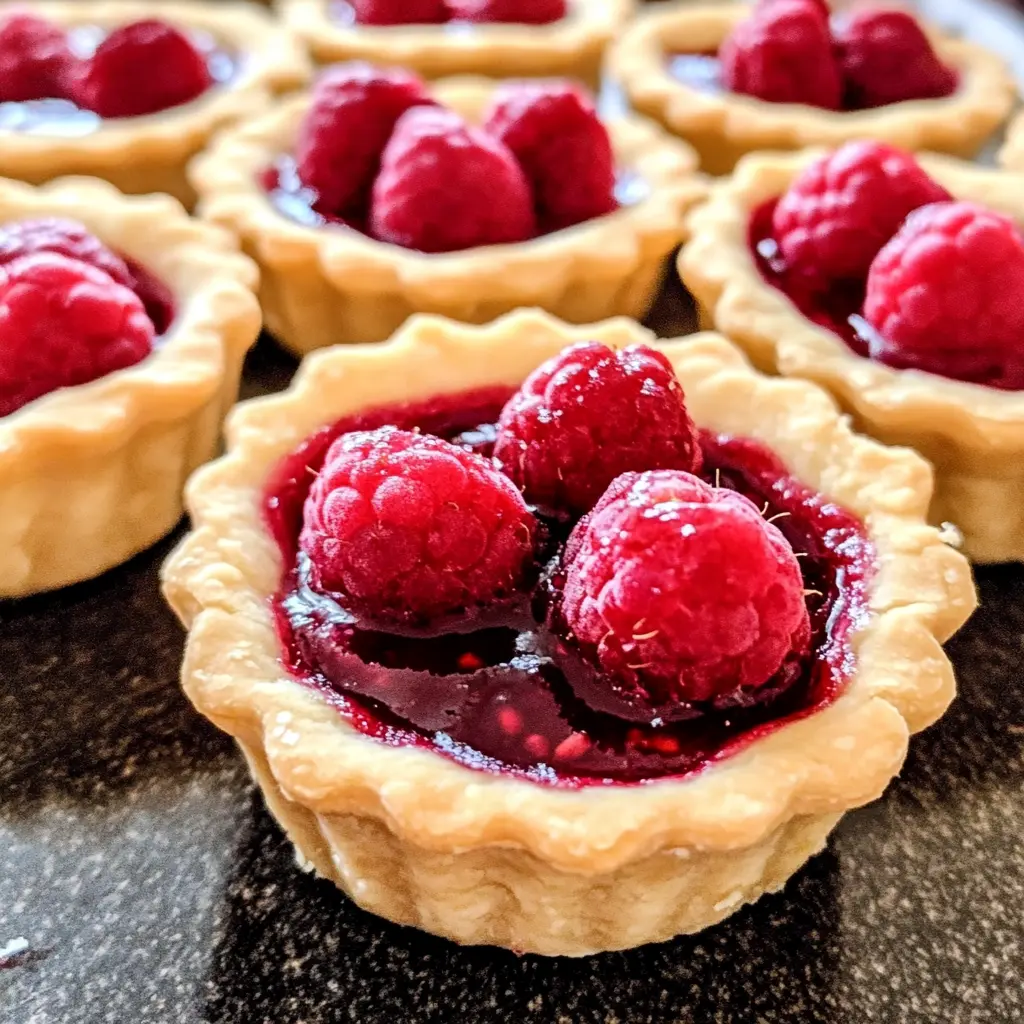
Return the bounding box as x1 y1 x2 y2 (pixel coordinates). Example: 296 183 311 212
0 12 78 102
300 427 537 623
835 8 957 109
0 218 135 291
75 19 213 119
446 0 567 24
772 142 951 289
720 0 842 109
0 253 154 418
483 81 616 232
561 470 810 718
370 106 536 253
863 201 1024 387
350 0 447 25
296 63 435 216
493 342 701 516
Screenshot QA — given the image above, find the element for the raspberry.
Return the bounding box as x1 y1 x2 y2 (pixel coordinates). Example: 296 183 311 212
350 0 447 24
483 81 616 233
863 201 1024 387
446 0 567 24
75 19 213 119
0 12 78 102
369 106 536 253
772 142 951 289
493 342 701 516
561 471 810 718
300 427 537 623
0 218 135 291
835 8 957 109
296 63 435 216
720 0 841 109
0 253 154 418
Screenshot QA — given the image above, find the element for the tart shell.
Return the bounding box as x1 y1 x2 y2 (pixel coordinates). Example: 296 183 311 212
162 309 975 955
0 1 311 208
608 3 1016 175
679 149 1024 564
279 0 633 86
190 78 704 357
0 175 261 598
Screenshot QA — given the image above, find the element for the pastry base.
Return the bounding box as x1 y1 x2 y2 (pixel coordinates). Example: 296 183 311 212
680 149 1024 563
0 1 310 208
609 3 1016 175
279 0 633 87
192 78 704 356
163 310 975 953
0 177 260 598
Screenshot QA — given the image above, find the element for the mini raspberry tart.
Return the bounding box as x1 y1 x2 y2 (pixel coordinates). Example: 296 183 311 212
0 175 260 598
191 65 702 355
609 1 1015 174
679 142 1024 563
0 2 309 207
161 309 973 956
279 0 632 86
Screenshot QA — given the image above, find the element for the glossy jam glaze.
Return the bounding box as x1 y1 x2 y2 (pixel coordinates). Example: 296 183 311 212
0 26 236 136
263 388 875 787
749 198 1024 390
262 155 650 236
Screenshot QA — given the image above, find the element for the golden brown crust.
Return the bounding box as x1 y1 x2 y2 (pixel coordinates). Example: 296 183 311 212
0 1 311 207
0 175 261 597
998 109 1024 171
278 0 634 85
680 149 1024 563
609 3 1016 175
162 309 975 954
191 78 705 356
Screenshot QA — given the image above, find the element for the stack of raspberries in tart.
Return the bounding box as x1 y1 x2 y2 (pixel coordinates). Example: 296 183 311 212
192 61 702 354
0 175 259 598
162 310 974 956
0 1 309 205
279 0 633 85
682 141 1024 563
610 0 1015 173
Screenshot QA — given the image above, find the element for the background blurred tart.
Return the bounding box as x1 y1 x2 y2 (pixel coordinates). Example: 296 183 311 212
0 175 260 598
191 64 703 355
680 143 1024 562
279 0 633 86
609 1 1015 174
162 308 973 956
0 0 310 206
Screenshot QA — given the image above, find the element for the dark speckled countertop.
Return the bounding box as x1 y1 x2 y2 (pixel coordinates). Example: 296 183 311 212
4 1 1024 1019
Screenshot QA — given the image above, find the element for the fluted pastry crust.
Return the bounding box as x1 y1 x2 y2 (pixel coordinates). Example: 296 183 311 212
680 149 1024 563
609 3 1015 175
279 0 633 85
0 1 310 207
191 78 704 356
162 310 975 955
0 175 261 597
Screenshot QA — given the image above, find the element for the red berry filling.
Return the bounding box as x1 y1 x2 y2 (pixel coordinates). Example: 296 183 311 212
263 64 631 253
668 2 957 111
751 143 1024 389
330 0 567 27
0 218 175 417
265 355 873 787
0 13 232 130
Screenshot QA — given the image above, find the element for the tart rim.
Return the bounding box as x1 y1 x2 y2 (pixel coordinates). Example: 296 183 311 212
161 309 975 874
0 0 310 172
679 149 1024 456
278 0 634 70
190 78 704 327
608 3 1015 165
